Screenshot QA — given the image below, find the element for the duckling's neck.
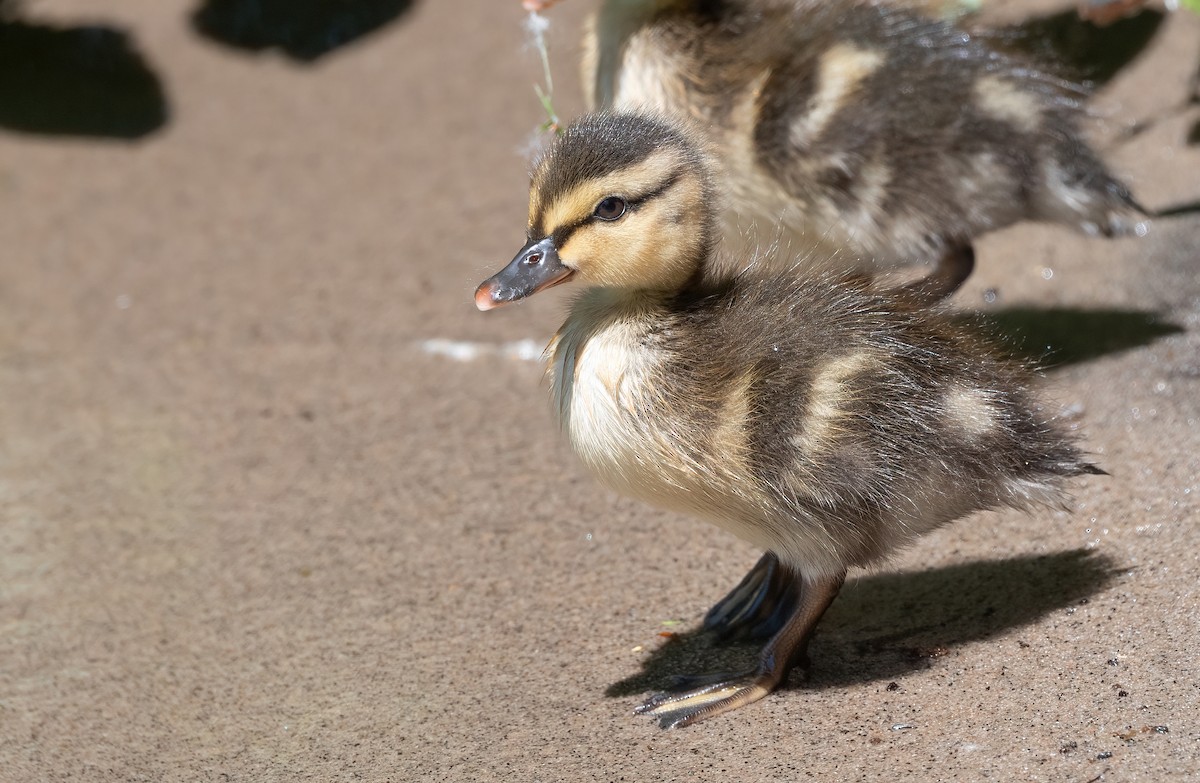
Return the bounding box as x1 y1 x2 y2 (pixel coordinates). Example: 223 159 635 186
584 264 723 310
575 285 675 317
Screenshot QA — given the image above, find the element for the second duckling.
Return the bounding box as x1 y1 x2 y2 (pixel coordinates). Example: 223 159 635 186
476 112 1102 728
530 0 1144 299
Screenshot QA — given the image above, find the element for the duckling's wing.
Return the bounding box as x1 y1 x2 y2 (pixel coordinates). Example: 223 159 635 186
751 4 1140 259
664 274 1100 568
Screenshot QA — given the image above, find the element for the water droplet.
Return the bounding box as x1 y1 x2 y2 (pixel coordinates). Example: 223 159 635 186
1041 267 1054 280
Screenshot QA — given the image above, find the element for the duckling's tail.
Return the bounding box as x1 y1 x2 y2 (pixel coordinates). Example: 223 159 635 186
1031 443 1107 482
1104 184 1200 231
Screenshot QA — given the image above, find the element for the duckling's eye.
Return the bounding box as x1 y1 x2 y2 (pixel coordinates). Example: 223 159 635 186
594 196 627 221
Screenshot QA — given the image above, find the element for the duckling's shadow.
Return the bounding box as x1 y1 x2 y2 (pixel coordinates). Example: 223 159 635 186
192 0 418 63
0 15 168 138
974 306 1183 368
997 7 1165 87
606 549 1118 698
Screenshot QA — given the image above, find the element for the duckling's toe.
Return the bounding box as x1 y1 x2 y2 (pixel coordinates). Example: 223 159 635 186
635 670 776 729
703 552 798 642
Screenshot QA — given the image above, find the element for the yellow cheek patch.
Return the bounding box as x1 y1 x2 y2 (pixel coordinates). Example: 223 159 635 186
558 198 704 291
559 226 640 285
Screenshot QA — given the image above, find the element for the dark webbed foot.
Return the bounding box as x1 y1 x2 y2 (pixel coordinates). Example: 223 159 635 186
639 571 846 728
703 552 801 641
902 243 975 304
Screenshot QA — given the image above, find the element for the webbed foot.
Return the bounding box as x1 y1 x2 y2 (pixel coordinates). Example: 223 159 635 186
636 669 779 729
639 570 846 728
703 552 801 642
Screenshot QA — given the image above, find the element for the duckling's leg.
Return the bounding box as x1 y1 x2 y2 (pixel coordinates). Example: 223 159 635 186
902 243 975 303
637 570 846 729
703 552 799 641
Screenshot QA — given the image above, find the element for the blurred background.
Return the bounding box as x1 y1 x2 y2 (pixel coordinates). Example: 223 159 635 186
1 1 1198 780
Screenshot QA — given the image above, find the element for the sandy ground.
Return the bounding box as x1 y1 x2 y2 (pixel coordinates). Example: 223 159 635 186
1 1 1199 781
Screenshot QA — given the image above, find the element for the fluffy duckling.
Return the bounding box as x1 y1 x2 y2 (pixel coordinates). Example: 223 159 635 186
475 112 1102 728
525 0 1143 300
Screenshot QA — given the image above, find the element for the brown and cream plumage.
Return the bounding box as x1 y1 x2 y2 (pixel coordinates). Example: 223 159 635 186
476 112 1102 728
529 0 1144 299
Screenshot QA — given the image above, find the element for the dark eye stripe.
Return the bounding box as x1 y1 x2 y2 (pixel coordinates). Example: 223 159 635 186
538 165 688 246
551 219 586 248
627 167 684 209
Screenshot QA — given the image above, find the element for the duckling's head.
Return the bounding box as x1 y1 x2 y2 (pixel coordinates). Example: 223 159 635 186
475 112 716 310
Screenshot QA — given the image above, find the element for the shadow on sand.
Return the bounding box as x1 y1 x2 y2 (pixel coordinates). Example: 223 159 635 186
607 549 1120 698
976 306 1184 368
191 0 418 63
996 7 1165 87
1190 60 1200 145
0 14 167 139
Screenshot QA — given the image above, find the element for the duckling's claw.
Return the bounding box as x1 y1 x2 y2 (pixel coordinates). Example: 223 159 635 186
638 571 846 728
703 552 797 641
900 243 975 304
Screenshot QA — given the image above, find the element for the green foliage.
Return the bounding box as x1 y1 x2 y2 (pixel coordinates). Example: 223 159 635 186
527 11 562 135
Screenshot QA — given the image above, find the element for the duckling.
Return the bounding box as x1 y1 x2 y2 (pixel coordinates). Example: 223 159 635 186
524 0 1143 300
476 112 1102 728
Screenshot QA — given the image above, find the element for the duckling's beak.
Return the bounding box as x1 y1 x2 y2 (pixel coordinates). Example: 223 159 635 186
475 237 574 311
